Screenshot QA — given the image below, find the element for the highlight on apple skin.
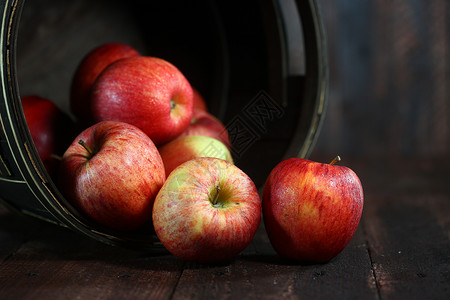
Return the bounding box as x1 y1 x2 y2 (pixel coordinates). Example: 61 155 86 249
262 157 364 263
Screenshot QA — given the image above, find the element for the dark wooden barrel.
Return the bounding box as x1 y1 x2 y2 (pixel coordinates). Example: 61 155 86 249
0 0 327 250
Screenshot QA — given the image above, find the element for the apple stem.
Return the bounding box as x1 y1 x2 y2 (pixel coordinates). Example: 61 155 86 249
211 185 221 206
329 155 341 165
78 139 94 156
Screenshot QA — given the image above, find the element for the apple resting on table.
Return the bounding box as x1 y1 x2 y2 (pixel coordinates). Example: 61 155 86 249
70 42 140 123
262 156 364 263
90 56 194 145
152 157 261 263
21 95 75 177
158 135 233 177
58 121 165 231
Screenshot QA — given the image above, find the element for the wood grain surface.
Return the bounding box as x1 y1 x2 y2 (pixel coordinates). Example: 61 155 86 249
1 156 449 299
314 0 449 159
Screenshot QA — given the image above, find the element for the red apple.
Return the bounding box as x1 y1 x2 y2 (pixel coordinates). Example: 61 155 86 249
178 110 231 149
70 42 140 123
193 88 208 112
21 95 75 176
152 157 261 263
158 135 233 177
90 56 194 145
58 121 165 231
262 156 364 263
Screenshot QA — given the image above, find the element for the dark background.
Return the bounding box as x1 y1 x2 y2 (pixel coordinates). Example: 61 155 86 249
312 0 449 161
16 0 449 166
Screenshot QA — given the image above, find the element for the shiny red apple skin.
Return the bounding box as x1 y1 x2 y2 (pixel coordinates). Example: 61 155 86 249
21 95 75 176
70 43 140 123
158 135 233 177
58 121 165 231
262 158 364 263
91 56 194 145
178 110 231 149
152 157 261 263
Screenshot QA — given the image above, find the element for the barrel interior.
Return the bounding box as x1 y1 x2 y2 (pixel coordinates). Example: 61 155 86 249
17 0 313 186
0 0 325 249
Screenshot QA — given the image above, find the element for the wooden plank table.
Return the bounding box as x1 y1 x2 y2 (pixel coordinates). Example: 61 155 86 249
0 155 448 299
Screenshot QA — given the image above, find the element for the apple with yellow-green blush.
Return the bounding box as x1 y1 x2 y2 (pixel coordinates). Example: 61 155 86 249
152 157 261 263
